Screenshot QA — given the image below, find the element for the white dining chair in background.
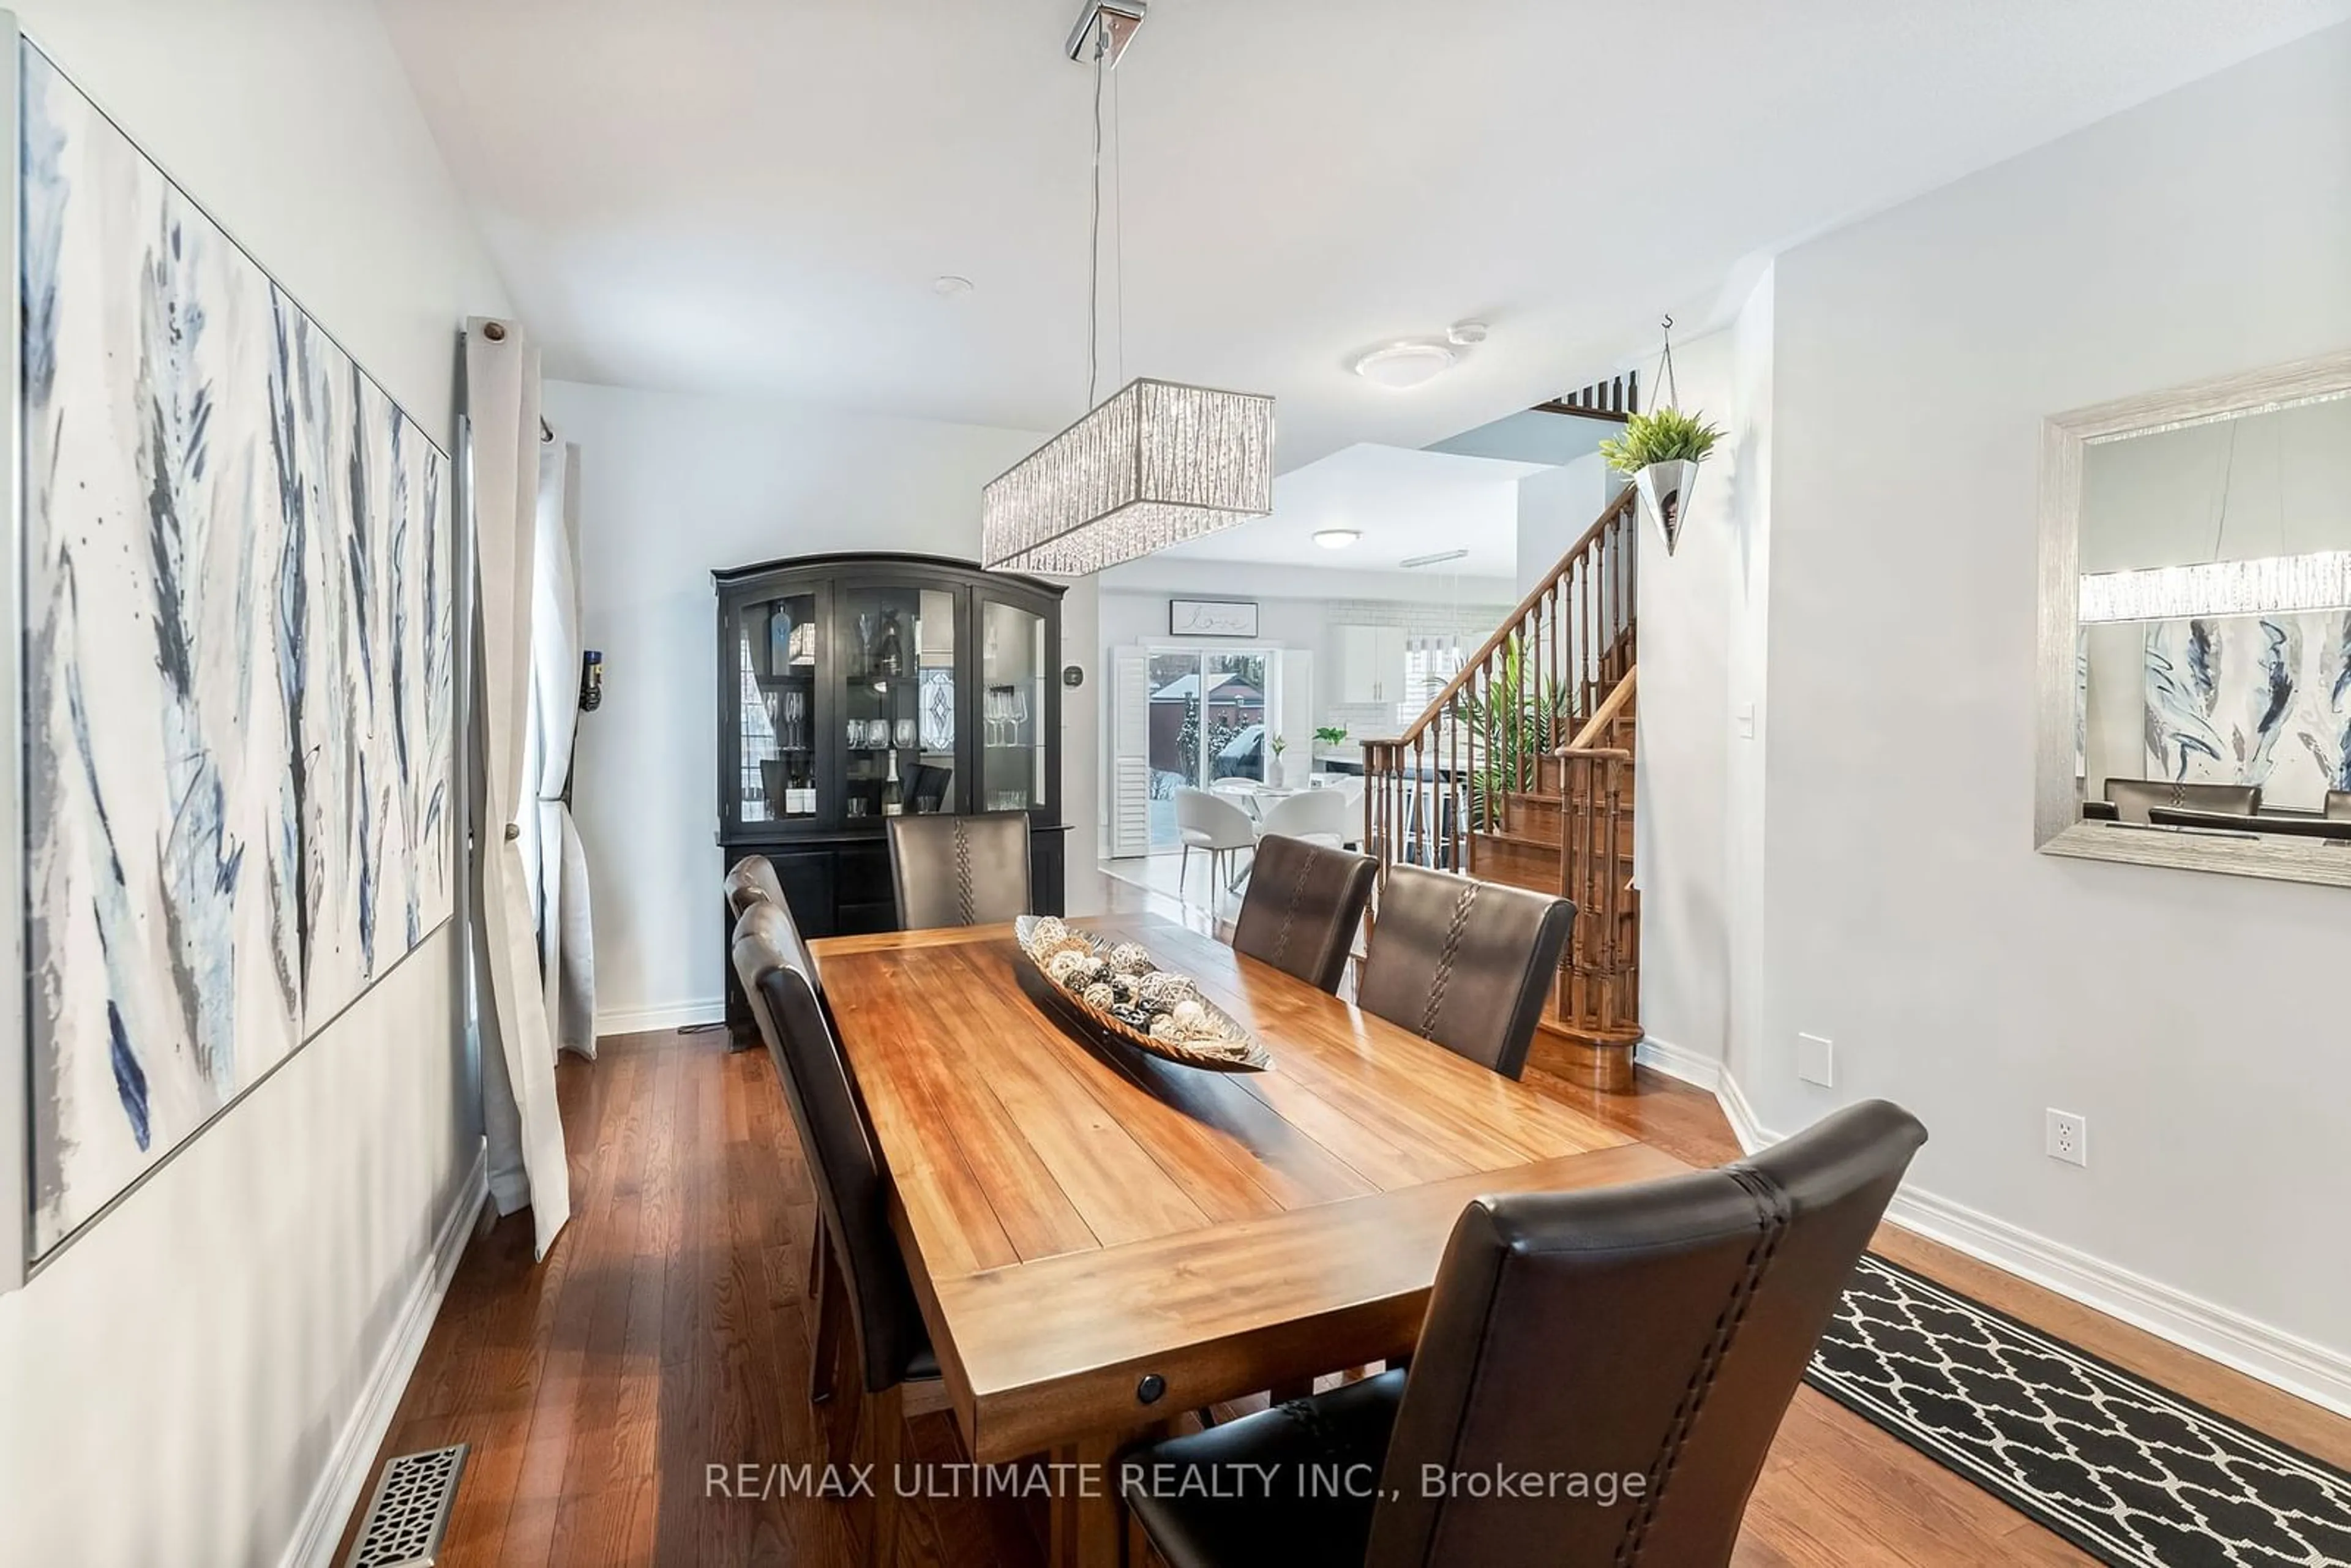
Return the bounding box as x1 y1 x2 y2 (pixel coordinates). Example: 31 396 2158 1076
1175 787 1258 897
1253 787 1354 849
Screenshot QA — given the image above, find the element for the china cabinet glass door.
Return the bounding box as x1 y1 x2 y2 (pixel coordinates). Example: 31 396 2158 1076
979 595 1052 816
727 581 825 830
838 580 962 823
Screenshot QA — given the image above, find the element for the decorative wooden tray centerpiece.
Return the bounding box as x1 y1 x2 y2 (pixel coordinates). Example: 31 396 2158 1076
1013 917 1271 1073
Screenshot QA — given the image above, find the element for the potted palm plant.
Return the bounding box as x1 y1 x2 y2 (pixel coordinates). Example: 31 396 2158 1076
1448 634 1570 835
1599 404 1723 555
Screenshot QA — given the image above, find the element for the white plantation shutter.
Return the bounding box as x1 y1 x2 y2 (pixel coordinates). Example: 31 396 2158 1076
1111 647 1151 857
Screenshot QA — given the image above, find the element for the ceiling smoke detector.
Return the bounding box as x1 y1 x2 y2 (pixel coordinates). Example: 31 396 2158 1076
1354 342 1457 390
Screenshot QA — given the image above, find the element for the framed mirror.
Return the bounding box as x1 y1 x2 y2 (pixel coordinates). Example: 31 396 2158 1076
2036 349 2351 888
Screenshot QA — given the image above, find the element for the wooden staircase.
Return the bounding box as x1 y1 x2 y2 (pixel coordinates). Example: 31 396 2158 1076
1362 487 1644 1091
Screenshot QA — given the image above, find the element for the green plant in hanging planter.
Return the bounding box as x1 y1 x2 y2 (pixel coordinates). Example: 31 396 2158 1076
1313 724 1349 747
1597 405 1724 474
1602 405 1724 555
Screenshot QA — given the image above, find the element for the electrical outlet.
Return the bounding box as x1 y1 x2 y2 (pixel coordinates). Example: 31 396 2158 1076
2046 1109 2088 1167
1797 1033 1834 1087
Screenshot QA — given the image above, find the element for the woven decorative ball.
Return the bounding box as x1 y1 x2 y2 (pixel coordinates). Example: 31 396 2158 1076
1080 982 1116 1009
1046 949 1091 986
1136 972 1194 1009
1107 942 1153 975
1027 917 1068 948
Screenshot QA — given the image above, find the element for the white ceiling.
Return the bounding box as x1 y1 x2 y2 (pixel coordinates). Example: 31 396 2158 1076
381 0 2351 471
1140 442 1539 576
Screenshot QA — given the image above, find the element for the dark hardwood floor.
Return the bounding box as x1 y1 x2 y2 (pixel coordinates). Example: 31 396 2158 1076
338 872 2351 1565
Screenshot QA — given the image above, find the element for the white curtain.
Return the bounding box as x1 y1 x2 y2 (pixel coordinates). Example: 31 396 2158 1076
465 318 571 1259
528 438 596 1059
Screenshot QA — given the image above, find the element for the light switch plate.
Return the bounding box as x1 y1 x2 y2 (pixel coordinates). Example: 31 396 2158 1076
1737 702 1756 738
1798 1032 1834 1087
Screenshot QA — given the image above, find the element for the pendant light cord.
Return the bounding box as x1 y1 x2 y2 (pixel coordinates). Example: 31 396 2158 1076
1086 22 1106 408
1654 315 1681 411
1113 46 1125 391
2210 419 2239 561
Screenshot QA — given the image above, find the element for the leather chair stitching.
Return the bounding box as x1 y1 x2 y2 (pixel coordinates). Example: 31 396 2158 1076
1268 850 1315 968
953 821 975 925
1612 1166 1793 1565
1416 882 1480 1040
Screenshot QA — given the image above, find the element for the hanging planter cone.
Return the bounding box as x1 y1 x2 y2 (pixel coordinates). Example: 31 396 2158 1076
1635 457 1701 555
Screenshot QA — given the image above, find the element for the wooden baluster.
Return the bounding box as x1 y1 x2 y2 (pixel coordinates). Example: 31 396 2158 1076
1590 545 1602 702
1448 685 1461 875
1597 528 1611 685
1456 680 1466 872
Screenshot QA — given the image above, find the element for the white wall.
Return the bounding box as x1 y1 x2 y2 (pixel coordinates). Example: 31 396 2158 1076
1751 24 2351 1394
1631 284 1774 1076
1515 456 1611 598
542 380 1097 1030
0 2 506 1563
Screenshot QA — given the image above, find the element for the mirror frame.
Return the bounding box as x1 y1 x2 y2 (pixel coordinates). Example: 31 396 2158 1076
2034 347 2351 889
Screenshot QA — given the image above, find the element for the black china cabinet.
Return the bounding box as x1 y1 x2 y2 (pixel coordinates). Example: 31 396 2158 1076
714 553 1066 1034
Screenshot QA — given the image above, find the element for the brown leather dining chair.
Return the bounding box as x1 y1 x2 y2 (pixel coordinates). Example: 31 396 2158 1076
2104 778 2260 825
722 852 786 915
1231 835 1378 995
1354 863 1574 1079
731 908 943 1568
724 853 823 1000
1120 1099 1928 1568
2327 790 2351 822
885 810 1032 929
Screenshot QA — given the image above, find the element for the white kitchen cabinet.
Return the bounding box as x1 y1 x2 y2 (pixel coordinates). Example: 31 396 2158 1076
1337 625 1409 705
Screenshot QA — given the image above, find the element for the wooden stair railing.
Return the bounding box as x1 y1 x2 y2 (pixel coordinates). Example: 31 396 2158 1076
1361 486 1643 1090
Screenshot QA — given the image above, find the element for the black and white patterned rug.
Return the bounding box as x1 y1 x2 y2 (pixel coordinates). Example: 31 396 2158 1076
1805 1255 2351 1567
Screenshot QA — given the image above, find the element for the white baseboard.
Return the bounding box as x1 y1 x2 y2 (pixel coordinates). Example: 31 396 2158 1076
280 1145 489 1568
595 997 723 1037
1633 1035 1722 1092
1885 1180 2351 1420
1715 1067 1769 1155
1714 1069 2351 1420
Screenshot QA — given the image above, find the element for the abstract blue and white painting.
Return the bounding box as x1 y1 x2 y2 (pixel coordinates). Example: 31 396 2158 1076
21 45 455 1256
2146 610 2351 811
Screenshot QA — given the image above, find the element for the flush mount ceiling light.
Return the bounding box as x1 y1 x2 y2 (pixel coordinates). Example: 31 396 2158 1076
932 274 975 298
1351 321 1486 391
983 1 1275 577
1354 342 1457 390
1313 528 1361 550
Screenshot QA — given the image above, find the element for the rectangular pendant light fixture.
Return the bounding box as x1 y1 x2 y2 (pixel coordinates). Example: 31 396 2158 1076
2078 550 2351 624
983 377 1275 576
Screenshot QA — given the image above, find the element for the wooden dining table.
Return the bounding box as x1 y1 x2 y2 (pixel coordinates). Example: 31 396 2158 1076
808 911 1686 1567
